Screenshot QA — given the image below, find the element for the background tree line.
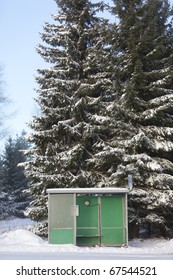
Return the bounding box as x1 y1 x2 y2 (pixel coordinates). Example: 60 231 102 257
0 131 30 219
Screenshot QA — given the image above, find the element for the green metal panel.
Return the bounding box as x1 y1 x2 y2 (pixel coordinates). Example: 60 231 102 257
101 229 125 245
77 228 99 236
101 195 126 245
101 196 123 227
76 196 98 228
76 196 99 246
50 229 74 244
77 236 99 246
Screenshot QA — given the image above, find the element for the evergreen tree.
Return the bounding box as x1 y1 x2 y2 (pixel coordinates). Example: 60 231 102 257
24 0 114 235
0 156 4 190
0 155 9 220
110 0 173 237
0 131 30 219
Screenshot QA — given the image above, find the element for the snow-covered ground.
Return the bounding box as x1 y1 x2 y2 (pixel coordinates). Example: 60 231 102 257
0 219 173 260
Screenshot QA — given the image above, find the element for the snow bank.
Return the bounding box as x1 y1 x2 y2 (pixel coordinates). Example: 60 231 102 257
0 218 173 259
0 228 173 255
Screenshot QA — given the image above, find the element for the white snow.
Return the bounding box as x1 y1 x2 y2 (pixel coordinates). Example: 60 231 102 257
0 219 173 259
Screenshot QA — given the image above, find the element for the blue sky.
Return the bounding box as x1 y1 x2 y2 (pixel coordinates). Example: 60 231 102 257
0 0 58 139
0 0 173 141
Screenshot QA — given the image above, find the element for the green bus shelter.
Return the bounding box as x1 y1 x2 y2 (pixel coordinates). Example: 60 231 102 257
47 183 132 247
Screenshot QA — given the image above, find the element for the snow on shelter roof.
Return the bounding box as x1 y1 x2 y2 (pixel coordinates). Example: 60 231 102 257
47 187 130 194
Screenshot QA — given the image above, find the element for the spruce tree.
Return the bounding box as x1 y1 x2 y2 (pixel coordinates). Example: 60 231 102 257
0 132 30 219
110 0 173 237
0 156 4 192
24 0 114 235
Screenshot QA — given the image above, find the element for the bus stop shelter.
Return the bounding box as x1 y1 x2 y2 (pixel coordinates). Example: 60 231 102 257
47 183 132 247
